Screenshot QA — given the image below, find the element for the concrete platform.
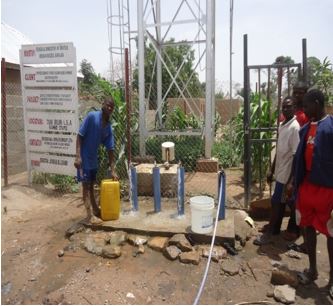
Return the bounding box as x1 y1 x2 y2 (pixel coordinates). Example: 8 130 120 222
90 197 235 246
136 163 178 197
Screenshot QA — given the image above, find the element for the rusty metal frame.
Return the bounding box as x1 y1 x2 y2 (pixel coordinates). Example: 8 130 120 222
243 35 307 208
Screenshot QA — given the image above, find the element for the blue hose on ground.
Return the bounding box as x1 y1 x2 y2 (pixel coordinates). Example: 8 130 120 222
193 171 226 305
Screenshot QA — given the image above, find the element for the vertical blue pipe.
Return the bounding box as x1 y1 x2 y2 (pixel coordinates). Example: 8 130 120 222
177 166 185 216
153 166 161 213
218 170 226 220
130 165 138 211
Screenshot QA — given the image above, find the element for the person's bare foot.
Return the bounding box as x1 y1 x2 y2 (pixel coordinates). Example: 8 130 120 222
90 215 103 225
93 209 101 218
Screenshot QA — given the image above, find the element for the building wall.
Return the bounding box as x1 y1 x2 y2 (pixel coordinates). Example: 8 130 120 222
167 98 242 124
1 65 96 177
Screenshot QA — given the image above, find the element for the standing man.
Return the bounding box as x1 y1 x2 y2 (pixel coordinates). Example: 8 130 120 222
254 96 300 245
292 80 309 127
74 97 118 224
294 89 333 299
282 81 310 242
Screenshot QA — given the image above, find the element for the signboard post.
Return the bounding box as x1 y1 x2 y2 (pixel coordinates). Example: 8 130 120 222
20 42 79 182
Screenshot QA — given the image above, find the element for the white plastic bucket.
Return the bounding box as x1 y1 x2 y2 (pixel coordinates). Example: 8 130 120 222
190 196 214 234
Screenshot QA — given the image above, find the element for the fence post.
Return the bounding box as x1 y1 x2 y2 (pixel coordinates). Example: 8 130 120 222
153 163 161 213
125 48 131 168
243 34 250 209
1 58 8 186
177 164 185 216
130 164 138 211
218 170 226 220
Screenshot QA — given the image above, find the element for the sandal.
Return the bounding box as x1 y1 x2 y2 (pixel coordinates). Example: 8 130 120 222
287 242 307 254
297 269 318 285
222 242 238 256
253 234 273 246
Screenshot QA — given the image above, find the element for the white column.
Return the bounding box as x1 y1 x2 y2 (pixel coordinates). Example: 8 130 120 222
205 0 213 158
138 0 146 155
156 0 162 127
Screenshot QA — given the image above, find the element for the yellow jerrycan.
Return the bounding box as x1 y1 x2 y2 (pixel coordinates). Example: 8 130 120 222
100 179 120 221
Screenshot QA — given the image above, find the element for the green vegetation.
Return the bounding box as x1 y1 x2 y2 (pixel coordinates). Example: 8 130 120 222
79 60 130 183
164 106 200 130
310 57 333 105
32 53 332 194
32 172 79 193
212 119 243 169
248 94 276 184
133 38 204 110
47 174 79 193
213 93 276 185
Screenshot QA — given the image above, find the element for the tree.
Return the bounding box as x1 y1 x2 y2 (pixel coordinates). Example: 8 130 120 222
274 56 295 65
306 56 321 87
133 38 204 109
311 57 333 105
80 59 97 86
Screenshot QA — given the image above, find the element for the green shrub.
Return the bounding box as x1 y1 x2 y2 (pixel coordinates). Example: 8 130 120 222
165 106 200 130
47 174 79 193
212 120 242 168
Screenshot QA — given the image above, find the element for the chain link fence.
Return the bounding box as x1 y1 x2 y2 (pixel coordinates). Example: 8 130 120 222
2 81 26 177
2 62 242 204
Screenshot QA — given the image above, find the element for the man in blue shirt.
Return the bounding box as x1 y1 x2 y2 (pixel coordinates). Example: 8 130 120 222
293 89 333 299
74 97 118 223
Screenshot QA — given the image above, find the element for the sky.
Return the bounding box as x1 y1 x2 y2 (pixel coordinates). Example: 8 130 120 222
2 0 333 94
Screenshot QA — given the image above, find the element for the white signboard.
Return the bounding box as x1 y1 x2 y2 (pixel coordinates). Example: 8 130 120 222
30 152 76 176
26 111 77 133
22 67 75 87
21 42 75 64
20 42 79 180
24 89 77 110
28 132 76 154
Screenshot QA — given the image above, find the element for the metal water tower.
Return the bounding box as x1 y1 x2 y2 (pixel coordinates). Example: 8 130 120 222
106 0 131 84
107 0 216 158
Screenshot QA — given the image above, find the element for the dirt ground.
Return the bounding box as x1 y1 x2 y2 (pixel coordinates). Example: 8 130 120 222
1 171 333 305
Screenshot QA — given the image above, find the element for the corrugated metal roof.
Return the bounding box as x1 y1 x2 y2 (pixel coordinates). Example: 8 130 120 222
1 21 33 65
1 22 83 78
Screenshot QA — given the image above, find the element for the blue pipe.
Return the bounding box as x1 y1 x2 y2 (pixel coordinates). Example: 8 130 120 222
177 165 185 215
153 165 161 212
218 170 226 220
130 165 138 211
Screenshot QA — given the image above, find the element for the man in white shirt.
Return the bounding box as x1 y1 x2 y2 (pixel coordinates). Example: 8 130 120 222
255 96 300 245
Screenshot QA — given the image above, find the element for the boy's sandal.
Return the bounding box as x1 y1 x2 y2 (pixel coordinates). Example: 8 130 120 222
297 269 318 285
287 242 307 254
253 234 273 246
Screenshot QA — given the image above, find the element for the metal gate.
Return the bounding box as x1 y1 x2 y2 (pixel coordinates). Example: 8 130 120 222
243 34 308 208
